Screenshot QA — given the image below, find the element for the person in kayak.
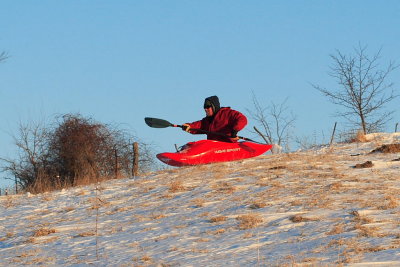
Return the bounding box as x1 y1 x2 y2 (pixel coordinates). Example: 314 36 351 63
182 95 248 142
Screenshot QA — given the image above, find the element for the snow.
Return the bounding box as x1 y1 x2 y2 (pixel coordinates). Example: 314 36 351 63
1 133 400 266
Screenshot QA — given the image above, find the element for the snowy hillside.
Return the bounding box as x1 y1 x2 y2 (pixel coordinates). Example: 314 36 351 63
1 133 400 266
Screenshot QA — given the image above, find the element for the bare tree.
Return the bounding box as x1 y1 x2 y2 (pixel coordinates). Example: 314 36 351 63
0 120 53 192
0 51 8 63
313 45 398 134
247 92 296 151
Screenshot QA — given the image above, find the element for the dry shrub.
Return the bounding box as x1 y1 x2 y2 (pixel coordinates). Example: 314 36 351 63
237 214 263 229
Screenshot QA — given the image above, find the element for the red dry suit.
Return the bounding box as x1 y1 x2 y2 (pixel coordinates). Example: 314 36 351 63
186 107 247 142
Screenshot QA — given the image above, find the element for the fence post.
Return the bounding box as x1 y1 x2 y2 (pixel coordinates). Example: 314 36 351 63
132 142 139 178
114 146 119 179
396 123 399 133
0 188 2 196
15 176 18 194
330 122 337 146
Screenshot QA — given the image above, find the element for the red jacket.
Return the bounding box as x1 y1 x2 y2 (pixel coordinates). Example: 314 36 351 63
186 107 247 142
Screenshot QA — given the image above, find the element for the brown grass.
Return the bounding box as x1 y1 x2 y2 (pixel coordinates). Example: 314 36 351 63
353 161 374 168
326 223 345 235
249 200 267 209
33 228 56 237
209 216 228 223
370 144 400 153
192 198 205 207
169 180 186 193
237 214 263 229
212 182 236 194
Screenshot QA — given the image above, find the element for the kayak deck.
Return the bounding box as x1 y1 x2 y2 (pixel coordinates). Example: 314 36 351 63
157 140 273 167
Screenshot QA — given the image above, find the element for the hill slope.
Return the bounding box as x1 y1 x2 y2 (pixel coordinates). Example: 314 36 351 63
1 133 400 266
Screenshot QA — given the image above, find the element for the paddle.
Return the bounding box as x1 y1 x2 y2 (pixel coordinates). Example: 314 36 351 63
144 117 263 143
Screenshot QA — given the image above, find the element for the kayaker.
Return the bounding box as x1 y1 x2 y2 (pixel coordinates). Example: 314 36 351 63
182 95 248 142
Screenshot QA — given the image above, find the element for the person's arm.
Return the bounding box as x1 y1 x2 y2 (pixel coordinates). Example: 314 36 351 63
182 119 205 134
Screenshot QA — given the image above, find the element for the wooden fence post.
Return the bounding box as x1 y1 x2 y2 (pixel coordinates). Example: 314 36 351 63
114 146 119 179
395 123 399 133
132 142 139 178
330 122 337 146
15 176 18 194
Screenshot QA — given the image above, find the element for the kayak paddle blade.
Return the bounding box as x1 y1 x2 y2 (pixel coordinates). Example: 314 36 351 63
144 117 174 128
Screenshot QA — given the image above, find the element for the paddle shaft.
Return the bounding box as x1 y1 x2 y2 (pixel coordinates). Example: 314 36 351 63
145 117 263 144
172 124 260 143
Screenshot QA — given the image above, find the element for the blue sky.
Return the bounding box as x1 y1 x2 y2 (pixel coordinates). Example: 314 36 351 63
1 1 400 188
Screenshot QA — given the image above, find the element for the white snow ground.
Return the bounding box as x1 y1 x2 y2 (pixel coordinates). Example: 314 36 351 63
1 133 400 266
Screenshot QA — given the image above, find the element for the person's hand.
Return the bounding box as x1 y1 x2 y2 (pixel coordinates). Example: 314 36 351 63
182 124 191 132
230 130 239 142
229 136 240 142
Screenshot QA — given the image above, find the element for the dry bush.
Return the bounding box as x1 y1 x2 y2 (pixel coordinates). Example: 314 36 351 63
237 214 263 229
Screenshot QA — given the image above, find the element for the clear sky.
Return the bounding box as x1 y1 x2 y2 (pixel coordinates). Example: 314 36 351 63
1 1 399 188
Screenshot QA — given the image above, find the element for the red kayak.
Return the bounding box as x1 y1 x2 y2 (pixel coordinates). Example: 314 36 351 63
157 140 273 167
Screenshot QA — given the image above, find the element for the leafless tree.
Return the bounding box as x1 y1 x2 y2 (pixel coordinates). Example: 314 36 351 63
313 45 398 134
0 120 53 192
0 51 8 63
247 92 296 151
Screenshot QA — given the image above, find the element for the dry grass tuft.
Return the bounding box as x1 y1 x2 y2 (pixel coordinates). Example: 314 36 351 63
75 231 96 238
213 182 236 194
237 214 263 229
192 198 205 207
249 201 267 209
353 160 373 168
370 144 400 154
33 228 56 237
327 223 345 235
169 180 186 193
209 216 228 223
289 214 318 223
350 131 368 143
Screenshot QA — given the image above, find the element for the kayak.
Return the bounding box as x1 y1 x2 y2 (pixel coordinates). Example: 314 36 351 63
157 140 273 167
